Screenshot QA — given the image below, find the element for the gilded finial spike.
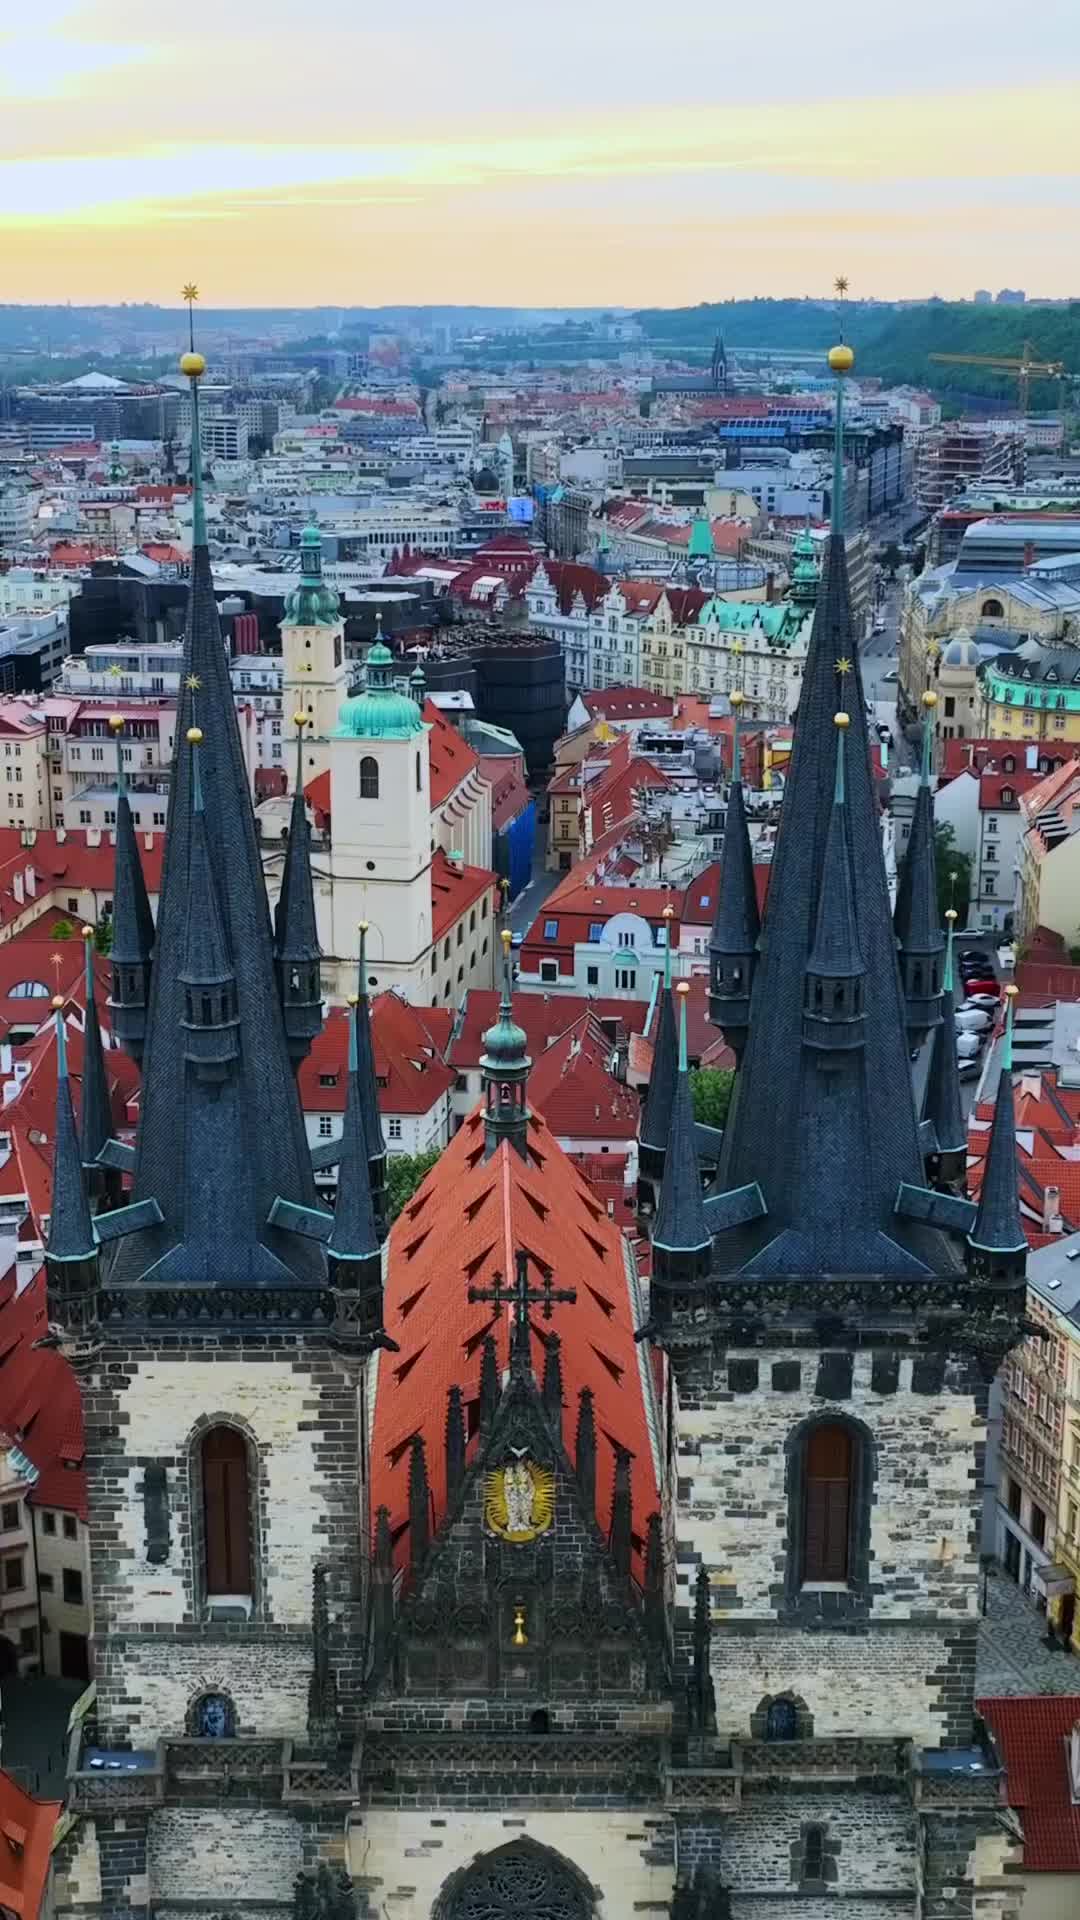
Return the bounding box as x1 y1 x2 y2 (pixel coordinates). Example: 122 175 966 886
511 1606 528 1647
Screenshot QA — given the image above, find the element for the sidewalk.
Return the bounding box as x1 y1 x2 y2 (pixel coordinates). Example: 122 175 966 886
976 1565 1079 1696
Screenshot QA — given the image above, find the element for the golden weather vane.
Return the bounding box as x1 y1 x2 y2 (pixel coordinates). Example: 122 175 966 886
835 656 852 677
182 284 199 353
834 275 849 299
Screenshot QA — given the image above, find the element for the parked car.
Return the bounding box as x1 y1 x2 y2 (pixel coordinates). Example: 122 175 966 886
968 993 999 1010
958 1058 982 1080
956 1010 991 1032
964 979 998 998
956 1032 981 1058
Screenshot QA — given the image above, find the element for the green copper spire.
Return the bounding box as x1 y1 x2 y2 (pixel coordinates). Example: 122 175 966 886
678 988 689 1073
834 709 847 806
663 907 673 989
943 910 956 995
789 525 821 610
1002 986 1015 1072
183 353 208 549
284 525 340 627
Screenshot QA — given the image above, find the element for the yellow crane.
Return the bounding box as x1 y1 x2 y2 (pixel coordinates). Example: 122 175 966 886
928 339 1066 415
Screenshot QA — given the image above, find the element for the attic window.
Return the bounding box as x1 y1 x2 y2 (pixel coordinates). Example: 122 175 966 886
387 1431 419 1469
465 1186 493 1223
578 1192 604 1222
586 1283 615 1319
318 1073 338 1087
403 1228 433 1262
464 1320 496 1359
522 1190 549 1222
464 1245 495 1282
591 1345 624 1385
544 919 559 940
579 1227 608 1261
406 1188 433 1221
466 1144 486 1170
399 1285 429 1320
394 1348 426 1387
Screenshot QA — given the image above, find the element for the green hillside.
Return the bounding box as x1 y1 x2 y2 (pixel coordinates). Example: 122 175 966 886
634 299 1080 410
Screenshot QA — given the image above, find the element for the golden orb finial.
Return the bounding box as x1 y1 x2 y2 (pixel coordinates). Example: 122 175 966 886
663 902 675 919
347 993 359 1008
922 689 939 710
828 343 855 374
81 924 94 940
945 908 958 923
51 993 65 1010
186 725 203 745
833 710 851 729
1005 982 1019 1000
730 687 745 707
358 919 370 934
179 350 206 378
108 713 125 733
501 927 513 949
293 710 308 728
675 979 690 997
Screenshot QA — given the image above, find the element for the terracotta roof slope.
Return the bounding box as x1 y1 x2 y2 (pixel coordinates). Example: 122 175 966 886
372 1109 657 1576
978 1694 1080 1873
0 1769 61 1919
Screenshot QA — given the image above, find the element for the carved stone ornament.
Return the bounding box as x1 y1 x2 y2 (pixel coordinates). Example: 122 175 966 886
484 1454 555 1543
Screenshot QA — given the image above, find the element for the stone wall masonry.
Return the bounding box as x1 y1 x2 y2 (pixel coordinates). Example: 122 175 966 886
730 1902 908 1919
51 1817 103 1914
674 1349 982 1630
707 1621 975 1749
680 1792 915 1898
95 1634 313 1745
147 1807 304 1903
347 1808 675 1918
81 1341 364 1738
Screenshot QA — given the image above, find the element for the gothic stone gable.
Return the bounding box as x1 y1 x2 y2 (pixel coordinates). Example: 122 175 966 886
381 1364 657 1710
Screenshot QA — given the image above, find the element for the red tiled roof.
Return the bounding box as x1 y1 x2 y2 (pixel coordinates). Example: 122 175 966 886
580 689 674 721
0 827 162 935
534 560 608 615
424 699 481 809
0 1267 85 1520
372 1108 658 1576
0 1768 61 1918
299 995 454 1118
431 850 497 943
681 860 770 926
448 991 647 1070
527 1014 640 1142
978 1694 1080 1873
979 771 1041 810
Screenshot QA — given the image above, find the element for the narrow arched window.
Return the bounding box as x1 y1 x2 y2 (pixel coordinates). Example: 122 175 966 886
803 1423 851 1583
766 1697 798 1741
360 756 379 800
202 1427 253 1598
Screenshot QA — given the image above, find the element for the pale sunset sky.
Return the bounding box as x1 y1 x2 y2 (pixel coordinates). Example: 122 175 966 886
2 0 1078 307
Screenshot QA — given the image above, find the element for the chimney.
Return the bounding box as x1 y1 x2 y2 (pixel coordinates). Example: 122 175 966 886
86 827 102 847
11 874 23 907
1023 542 1035 570
1020 1071 1042 1103
24 865 35 898
1043 1185 1062 1233
765 569 776 603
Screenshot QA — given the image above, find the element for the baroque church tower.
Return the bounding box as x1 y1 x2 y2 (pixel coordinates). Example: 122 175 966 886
47 337 1029 1920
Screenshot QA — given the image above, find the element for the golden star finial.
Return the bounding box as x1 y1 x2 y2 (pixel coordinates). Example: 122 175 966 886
730 638 743 655
835 656 852 677
184 673 202 691
182 283 199 353
835 275 849 299
106 662 123 678
50 952 63 979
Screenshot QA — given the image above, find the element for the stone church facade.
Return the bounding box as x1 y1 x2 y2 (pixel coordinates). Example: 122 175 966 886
47 349 1028 1920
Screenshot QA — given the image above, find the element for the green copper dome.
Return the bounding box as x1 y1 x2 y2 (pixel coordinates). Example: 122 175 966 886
337 635 425 739
283 525 340 627
789 528 821 609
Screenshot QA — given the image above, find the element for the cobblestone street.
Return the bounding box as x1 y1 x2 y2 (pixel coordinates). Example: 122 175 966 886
976 1565 1080 1696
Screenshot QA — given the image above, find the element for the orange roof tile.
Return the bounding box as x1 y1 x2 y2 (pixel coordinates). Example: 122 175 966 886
299 995 454 1118
979 1695 1080 1873
372 1109 658 1577
430 850 498 943
0 1769 60 1918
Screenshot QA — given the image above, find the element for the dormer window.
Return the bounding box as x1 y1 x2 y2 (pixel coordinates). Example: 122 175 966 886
1001 787 1014 805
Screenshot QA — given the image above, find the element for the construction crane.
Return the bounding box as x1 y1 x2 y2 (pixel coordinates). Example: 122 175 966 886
928 339 1066 416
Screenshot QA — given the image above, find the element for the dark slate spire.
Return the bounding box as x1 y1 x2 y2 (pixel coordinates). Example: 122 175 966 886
711 339 956 1277
542 1332 564 1433
328 994 381 1265
652 987 712 1311
353 922 388 1230
924 908 967 1187
408 1433 431 1572
639 910 678 1207
445 1385 466 1506
575 1386 596 1515
46 1003 96 1267
687 1565 716 1734
274 714 323 1070
371 1505 395 1671
479 1332 500 1431
708 729 760 1061
480 927 531 1160
107 717 155 1065
79 927 112 1178
967 988 1027 1281
609 1445 632 1582
180 735 240 1083
802 711 866 1059
108 349 323 1287
893 693 945 1046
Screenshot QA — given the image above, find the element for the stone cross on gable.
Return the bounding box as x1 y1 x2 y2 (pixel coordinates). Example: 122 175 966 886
468 1248 577 1372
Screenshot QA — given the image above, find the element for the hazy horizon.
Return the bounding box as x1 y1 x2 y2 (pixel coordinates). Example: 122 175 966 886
3 2 1078 307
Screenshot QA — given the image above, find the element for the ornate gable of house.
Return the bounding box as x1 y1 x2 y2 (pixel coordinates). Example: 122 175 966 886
372 1342 665 1703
